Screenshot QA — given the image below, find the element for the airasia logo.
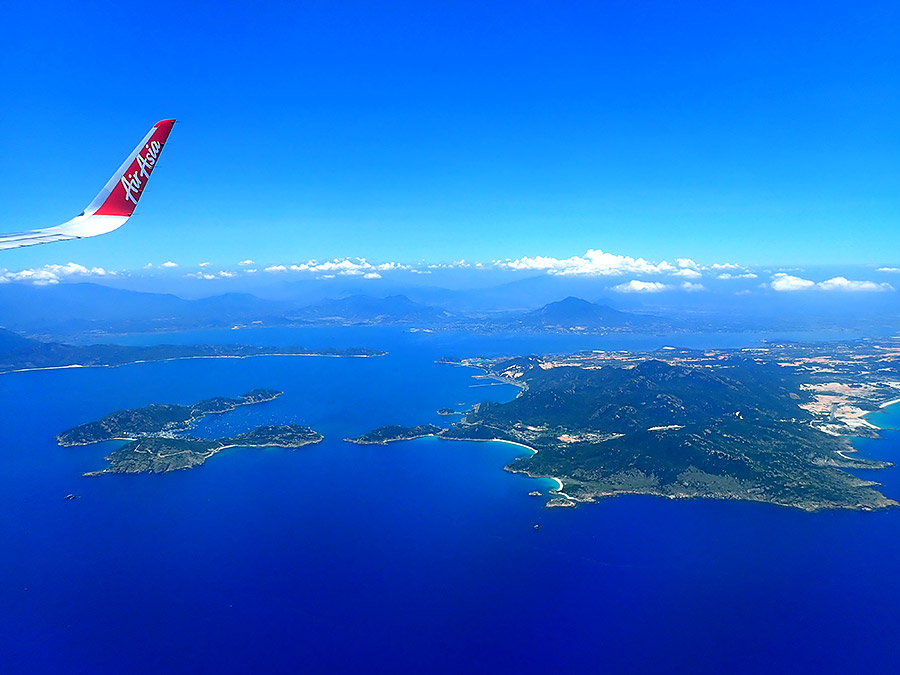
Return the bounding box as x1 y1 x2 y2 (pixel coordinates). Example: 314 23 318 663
120 139 162 205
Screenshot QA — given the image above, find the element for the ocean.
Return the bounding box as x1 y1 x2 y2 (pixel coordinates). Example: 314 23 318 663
1 327 899 673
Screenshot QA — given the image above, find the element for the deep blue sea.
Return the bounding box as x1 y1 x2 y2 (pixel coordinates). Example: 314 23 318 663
2 327 899 674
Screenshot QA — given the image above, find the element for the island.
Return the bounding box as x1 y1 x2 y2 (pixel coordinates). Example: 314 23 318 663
0 327 385 375
57 390 325 475
57 389 283 445
85 425 323 475
436 408 459 416
345 424 443 445
358 339 900 512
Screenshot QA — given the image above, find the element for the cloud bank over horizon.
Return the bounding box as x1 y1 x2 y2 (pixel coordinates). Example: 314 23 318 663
0 263 116 286
770 273 894 293
1 248 896 295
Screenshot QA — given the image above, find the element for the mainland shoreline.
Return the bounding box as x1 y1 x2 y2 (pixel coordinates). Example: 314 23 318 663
2 350 385 376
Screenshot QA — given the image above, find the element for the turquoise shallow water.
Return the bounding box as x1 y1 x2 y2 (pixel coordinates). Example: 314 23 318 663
1 328 899 673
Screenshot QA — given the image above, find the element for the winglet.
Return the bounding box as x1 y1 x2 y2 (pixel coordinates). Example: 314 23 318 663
88 119 176 217
0 120 176 251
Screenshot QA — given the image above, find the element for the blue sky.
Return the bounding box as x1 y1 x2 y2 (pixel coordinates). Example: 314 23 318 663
1 1 898 277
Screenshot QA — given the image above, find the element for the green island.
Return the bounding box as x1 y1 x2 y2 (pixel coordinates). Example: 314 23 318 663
57 389 283 445
85 426 323 475
359 339 900 512
346 424 443 445
58 390 324 475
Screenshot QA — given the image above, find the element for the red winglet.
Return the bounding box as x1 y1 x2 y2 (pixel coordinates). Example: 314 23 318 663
93 120 176 217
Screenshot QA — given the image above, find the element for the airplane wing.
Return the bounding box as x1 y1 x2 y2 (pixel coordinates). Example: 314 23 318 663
0 119 176 251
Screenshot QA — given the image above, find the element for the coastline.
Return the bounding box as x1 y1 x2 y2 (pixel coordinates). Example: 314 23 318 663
435 361 567 500
346 432 439 446
84 435 325 476
468 436 895 509
430 434 578 503
859 397 900 437
856 395 900 432
1 351 385 376
442 357 900 511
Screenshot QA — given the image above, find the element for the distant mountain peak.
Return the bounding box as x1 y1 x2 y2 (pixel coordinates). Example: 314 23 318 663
527 297 620 323
302 294 449 322
558 296 596 305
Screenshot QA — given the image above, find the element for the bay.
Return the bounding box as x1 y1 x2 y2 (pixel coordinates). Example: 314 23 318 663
1 327 898 673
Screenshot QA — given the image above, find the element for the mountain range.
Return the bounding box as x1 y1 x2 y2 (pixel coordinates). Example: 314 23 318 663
0 282 658 337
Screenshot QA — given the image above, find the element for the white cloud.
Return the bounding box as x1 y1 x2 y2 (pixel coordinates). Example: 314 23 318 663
771 273 892 292
184 269 237 280
263 257 411 277
161 261 178 268
499 249 677 276
2 262 113 286
247 250 754 281
425 260 479 270
877 267 900 273
293 260 370 276
771 273 816 291
613 280 669 293
245 268 257 274
681 282 706 292
495 249 745 278
718 272 758 280
362 272 382 279
199 262 211 267
817 276 893 292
